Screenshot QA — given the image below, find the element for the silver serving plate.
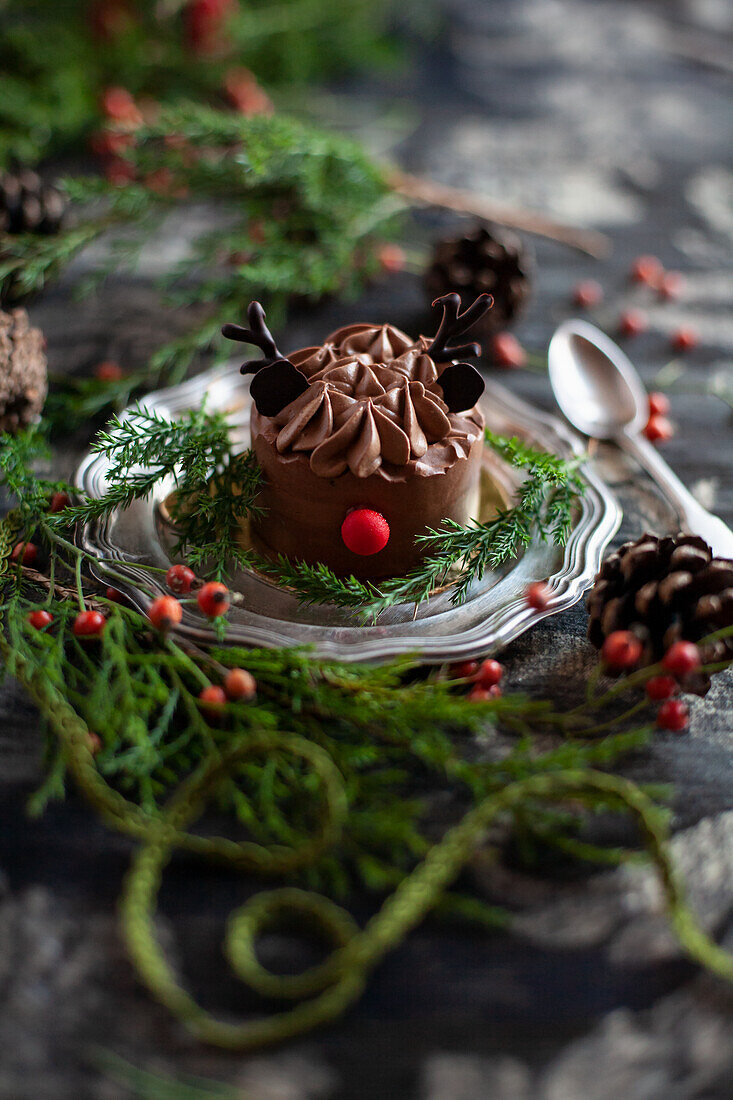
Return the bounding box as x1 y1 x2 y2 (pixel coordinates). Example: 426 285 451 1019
75 364 621 662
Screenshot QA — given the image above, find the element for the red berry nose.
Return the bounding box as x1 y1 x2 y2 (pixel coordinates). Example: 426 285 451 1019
341 508 390 556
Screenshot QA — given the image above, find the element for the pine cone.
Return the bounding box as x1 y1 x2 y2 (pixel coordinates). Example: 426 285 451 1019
425 223 532 339
0 169 66 236
0 169 67 306
587 532 733 695
0 308 47 434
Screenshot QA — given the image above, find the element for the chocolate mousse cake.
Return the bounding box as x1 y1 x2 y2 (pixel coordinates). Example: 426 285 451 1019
222 293 492 581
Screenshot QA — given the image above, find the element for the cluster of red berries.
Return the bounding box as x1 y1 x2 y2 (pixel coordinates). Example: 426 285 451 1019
25 558 233 642
147 567 231 631
600 630 701 732
620 257 697 353
448 584 551 700
644 390 674 444
199 666 257 710
449 657 504 701
572 256 698 360
27 606 109 637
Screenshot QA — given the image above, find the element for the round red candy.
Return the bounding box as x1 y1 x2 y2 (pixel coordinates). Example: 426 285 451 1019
341 509 390 556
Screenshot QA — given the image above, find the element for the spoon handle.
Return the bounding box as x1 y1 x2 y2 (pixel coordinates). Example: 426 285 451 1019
618 429 733 558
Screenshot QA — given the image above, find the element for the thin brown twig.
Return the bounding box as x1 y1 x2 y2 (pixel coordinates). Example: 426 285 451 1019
387 168 611 259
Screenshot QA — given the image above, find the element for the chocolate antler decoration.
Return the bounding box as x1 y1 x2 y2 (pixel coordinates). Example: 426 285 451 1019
221 301 286 374
426 292 493 362
222 301 308 417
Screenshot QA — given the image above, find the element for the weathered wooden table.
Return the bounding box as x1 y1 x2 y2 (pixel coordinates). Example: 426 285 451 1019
2 1 733 1096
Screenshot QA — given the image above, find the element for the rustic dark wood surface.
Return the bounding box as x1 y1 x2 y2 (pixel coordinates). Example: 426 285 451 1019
2 1 733 1097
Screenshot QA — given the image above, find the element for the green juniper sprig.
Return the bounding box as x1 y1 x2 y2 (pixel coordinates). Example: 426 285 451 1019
53 404 263 579
1 106 401 402
0 0 427 169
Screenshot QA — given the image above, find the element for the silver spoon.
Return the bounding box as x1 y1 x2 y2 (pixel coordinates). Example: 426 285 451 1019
548 319 733 558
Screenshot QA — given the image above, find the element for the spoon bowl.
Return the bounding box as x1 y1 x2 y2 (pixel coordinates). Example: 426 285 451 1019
548 320 647 439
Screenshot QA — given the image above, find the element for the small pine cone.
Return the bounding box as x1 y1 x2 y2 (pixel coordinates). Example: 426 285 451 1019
0 169 67 306
425 223 532 340
0 169 66 236
587 532 733 695
0 308 48 433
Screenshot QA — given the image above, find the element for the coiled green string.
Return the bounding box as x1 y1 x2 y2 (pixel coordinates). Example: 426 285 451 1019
2 512 732 1051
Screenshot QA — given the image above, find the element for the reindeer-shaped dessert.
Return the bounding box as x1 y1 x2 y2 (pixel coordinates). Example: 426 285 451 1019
222 293 493 580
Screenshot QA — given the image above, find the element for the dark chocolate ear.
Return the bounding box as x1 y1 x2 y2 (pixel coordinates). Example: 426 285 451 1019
250 359 309 417
437 362 485 413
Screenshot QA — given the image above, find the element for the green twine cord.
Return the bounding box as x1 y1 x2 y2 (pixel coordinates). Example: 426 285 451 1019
2 513 732 1050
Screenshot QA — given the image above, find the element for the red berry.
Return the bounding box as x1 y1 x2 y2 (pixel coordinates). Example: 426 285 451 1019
601 630 642 671
185 0 235 54
645 675 677 702
94 360 124 382
657 699 689 732
166 564 196 594
196 581 230 618
619 309 648 337
224 667 257 701
449 660 479 680
630 255 663 287
662 640 701 679
468 684 502 702
73 610 107 637
28 610 53 630
643 414 673 443
659 271 685 300
105 158 136 186
148 595 183 631
49 491 71 513
199 685 227 709
11 541 38 566
572 280 603 309
526 581 551 612
87 730 103 755
341 509 390 556
490 332 527 369
89 0 136 42
101 86 142 125
90 128 136 159
378 244 406 273
476 659 503 688
648 391 670 417
105 586 125 603
223 68 274 116
671 327 698 353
